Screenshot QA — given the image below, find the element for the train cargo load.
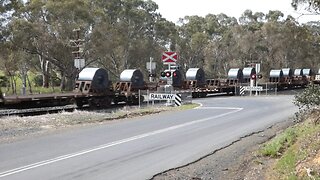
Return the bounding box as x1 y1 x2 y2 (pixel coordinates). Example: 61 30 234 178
302 69 313 76
227 68 243 85
294 69 303 76
282 68 293 77
114 69 146 105
186 68 206 86
120 69 145 88
292 68 308 88
269 69 283 83
242 67 256 83
74 68 113 108
228 68 243 80
75 68 111 93
302 68 314 83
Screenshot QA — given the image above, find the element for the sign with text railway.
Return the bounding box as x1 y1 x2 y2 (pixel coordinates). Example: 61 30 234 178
149 93 175 100
162 52 178 64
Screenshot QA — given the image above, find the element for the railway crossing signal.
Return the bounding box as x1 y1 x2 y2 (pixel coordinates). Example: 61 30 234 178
162 52 178 64
160 71 175 78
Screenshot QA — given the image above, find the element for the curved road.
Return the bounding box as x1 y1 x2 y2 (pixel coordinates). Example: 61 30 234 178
0 95 297 180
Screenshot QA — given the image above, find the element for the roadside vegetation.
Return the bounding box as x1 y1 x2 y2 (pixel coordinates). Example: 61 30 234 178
0 71 62 96
259 84 320 179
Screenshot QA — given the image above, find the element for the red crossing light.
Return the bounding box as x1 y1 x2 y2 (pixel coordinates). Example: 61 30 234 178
165 71 171 77
251 74 256 79
173 72 177 77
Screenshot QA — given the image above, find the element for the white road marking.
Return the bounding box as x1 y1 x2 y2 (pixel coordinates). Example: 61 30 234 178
197 107 243 110
0 107 243 178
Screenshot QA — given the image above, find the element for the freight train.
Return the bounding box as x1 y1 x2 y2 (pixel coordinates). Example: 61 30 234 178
0 66 319 109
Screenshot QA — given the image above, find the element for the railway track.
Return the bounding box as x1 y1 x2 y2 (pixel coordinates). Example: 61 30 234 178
0 102 140 117
0 105 77 117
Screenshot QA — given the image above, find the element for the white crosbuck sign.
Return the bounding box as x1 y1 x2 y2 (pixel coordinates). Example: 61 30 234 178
162 52 178 64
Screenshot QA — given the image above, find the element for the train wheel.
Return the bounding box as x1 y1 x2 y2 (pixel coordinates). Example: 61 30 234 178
88 99 97 108
76 99 84 108
192 93 198 98
101 97 112 108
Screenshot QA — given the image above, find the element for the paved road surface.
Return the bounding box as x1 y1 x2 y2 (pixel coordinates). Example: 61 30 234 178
0 95 297 180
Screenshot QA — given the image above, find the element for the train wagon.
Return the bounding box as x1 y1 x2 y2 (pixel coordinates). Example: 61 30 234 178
73 68 114 108
113 69 146 105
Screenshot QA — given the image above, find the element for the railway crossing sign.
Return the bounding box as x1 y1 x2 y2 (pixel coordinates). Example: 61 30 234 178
149 93 176 100
243 86 263 91
162 52 178 64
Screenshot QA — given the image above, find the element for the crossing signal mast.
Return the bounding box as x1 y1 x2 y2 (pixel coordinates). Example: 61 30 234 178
71 28 85 70
161 52 179 85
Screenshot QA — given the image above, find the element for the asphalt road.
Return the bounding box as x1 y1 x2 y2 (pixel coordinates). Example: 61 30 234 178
0 95 297 180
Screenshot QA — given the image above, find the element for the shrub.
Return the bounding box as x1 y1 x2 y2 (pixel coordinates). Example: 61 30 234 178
0 76 9 87
33 75 43 87
294 84 320 110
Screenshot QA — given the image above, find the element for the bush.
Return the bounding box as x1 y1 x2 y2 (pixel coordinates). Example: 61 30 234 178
33 74 61 87
0 76 9 87
33 75 43 86
294 84 320 110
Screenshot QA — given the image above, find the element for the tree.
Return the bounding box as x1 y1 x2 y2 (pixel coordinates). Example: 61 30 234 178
6 0 93 90
88 0 163 79
292 0 320 13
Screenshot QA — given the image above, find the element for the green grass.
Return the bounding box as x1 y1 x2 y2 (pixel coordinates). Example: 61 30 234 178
0 71 64 95
260 110 320 179
260 127 297 158
176 103 199 110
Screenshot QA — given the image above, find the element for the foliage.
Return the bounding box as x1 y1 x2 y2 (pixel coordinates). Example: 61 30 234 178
0 76 9 87
292 0 320 13
294 84 320 110
262 110 320 179
260 128 297 158
1 0 320 88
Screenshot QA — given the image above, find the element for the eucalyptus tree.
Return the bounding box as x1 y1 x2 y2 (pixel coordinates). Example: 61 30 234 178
292 0 320 13
202 14 240 78
88 0 163 79
292 0 320 70
175 15 210 73
6 0 94 90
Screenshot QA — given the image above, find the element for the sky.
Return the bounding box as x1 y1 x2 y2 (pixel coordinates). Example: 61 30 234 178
152 0 319 24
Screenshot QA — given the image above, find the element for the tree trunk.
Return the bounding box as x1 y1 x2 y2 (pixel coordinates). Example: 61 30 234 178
60 71 65 91
39 55 50 88
27 74 33 94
